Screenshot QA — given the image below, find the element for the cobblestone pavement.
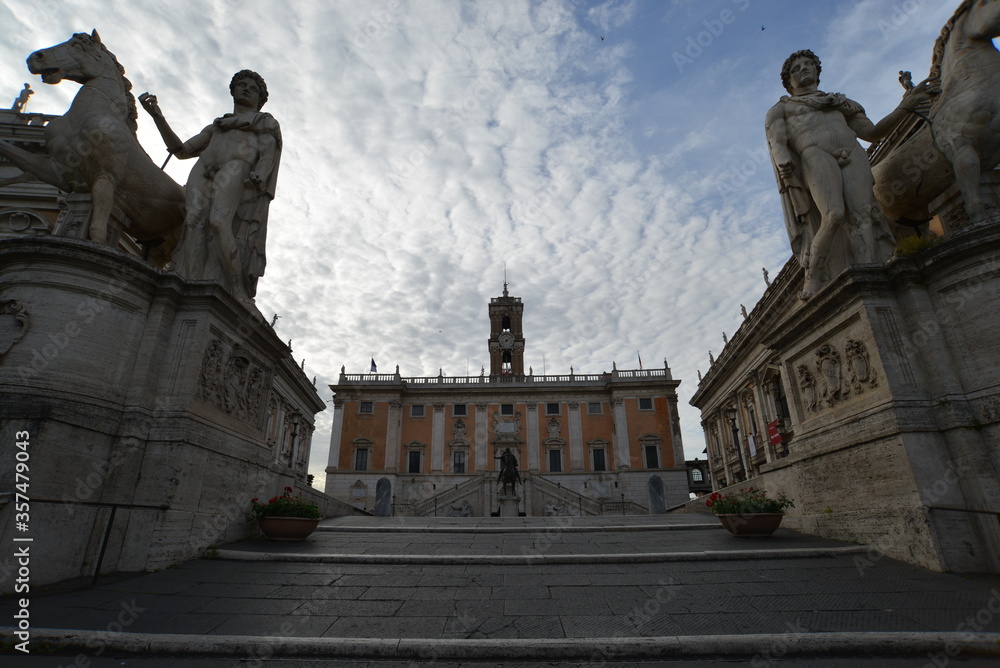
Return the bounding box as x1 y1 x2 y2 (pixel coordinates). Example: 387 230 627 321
2 515 1000 663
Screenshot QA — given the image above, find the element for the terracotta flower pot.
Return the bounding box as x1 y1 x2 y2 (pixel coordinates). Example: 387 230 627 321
715 512 784 537
258 516 320 541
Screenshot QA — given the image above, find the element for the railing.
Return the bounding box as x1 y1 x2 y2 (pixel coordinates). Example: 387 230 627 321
342 373 399 382
600 500 651 515
411 475 484 516
615 369 668 379
337 368 670 387
528 475 604 516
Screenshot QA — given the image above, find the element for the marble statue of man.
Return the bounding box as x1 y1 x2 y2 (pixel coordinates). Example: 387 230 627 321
139 70 280 305
11 83 33 113
765 50 927 299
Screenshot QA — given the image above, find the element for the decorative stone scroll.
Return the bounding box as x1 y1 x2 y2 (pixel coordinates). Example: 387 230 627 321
796 364 818 414
815 344 843 407
0 300 29 357
197 338 271 425
845 339 878 394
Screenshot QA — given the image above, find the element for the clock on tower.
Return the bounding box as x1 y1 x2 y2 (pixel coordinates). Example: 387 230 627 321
488 282 525 379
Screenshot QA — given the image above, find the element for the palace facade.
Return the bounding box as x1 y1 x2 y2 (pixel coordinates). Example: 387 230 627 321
324 286 689 516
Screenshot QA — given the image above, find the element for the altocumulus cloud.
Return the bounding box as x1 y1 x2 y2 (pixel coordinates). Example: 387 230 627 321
0 0 957 486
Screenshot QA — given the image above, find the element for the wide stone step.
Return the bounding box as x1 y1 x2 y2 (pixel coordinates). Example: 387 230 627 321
214 514 863 564
3 515 999 663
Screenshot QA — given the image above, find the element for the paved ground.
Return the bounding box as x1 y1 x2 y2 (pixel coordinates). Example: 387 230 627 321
3 515 1000 665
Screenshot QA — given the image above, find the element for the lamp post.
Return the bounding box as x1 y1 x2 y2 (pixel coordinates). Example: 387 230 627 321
725 407 746 480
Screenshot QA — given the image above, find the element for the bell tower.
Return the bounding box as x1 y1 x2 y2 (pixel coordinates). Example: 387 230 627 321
488 281 525 379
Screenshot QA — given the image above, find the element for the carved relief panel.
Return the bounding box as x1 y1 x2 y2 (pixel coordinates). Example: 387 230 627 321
197 338 272 427
794 335 880 417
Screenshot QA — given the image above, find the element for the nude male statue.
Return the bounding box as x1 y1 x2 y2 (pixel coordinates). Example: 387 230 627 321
139 70 280 305
765 50 929 299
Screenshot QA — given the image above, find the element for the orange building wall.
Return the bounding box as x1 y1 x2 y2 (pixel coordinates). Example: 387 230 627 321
338 400 390 470
581 401 615 471
626 397 674 469
399 404 434 472
487 403 527 471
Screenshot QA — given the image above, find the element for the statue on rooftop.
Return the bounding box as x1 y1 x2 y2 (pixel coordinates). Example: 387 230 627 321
140 70 281 305
765 49 930 299
11 83 32 113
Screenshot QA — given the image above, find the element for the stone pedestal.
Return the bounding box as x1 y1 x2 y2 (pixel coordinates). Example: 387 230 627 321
0 237 332 590
499 495 520 517
691 212 1000 573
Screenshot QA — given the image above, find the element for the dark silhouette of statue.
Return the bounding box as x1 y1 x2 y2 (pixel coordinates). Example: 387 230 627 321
495 447 521 494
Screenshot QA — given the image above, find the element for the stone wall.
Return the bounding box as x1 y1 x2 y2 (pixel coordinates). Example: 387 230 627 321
0 237 345 590
688 207 1000 573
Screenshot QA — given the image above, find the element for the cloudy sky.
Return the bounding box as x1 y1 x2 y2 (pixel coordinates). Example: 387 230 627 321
1 0 964 487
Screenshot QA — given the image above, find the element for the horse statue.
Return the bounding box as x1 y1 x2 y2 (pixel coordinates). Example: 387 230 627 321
0 31 185 265
495 447 521 496
870 0 1000 227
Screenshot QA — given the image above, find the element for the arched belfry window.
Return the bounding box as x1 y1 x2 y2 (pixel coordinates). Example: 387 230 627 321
502 315 511 331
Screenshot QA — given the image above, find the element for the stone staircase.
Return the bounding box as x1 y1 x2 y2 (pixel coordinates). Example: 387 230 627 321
528 473 649 516
6 514 999 664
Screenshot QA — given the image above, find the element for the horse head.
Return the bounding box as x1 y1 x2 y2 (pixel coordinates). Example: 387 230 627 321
964 0 1000 41
27 30 122 86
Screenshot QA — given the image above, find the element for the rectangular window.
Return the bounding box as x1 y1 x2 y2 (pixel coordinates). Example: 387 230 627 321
410 405 425 418
638 397 654 411
548 449 562 472
645 445 659 469
587 402 602 415
453 451 466 474
359 401 373 414
501 404 514 415
453 404 467 417
592 448 607 472
546 403 560 415
354 449 369 471
408 451 421 473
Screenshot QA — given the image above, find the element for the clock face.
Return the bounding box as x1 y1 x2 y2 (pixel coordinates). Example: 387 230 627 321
498 332 515 348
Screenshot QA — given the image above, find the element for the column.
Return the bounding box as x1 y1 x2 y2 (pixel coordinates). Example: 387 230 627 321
667 395 685 468
613 398 630 469
326 398 344 470
431 403 445 472
568 401 584 470
525 402 540 472
750 373 774 463
475 403 489 471
384 400 401 472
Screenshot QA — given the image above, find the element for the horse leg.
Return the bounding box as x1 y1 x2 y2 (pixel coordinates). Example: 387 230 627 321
0 140 68 190
949 138 986 223
89 174 115 244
